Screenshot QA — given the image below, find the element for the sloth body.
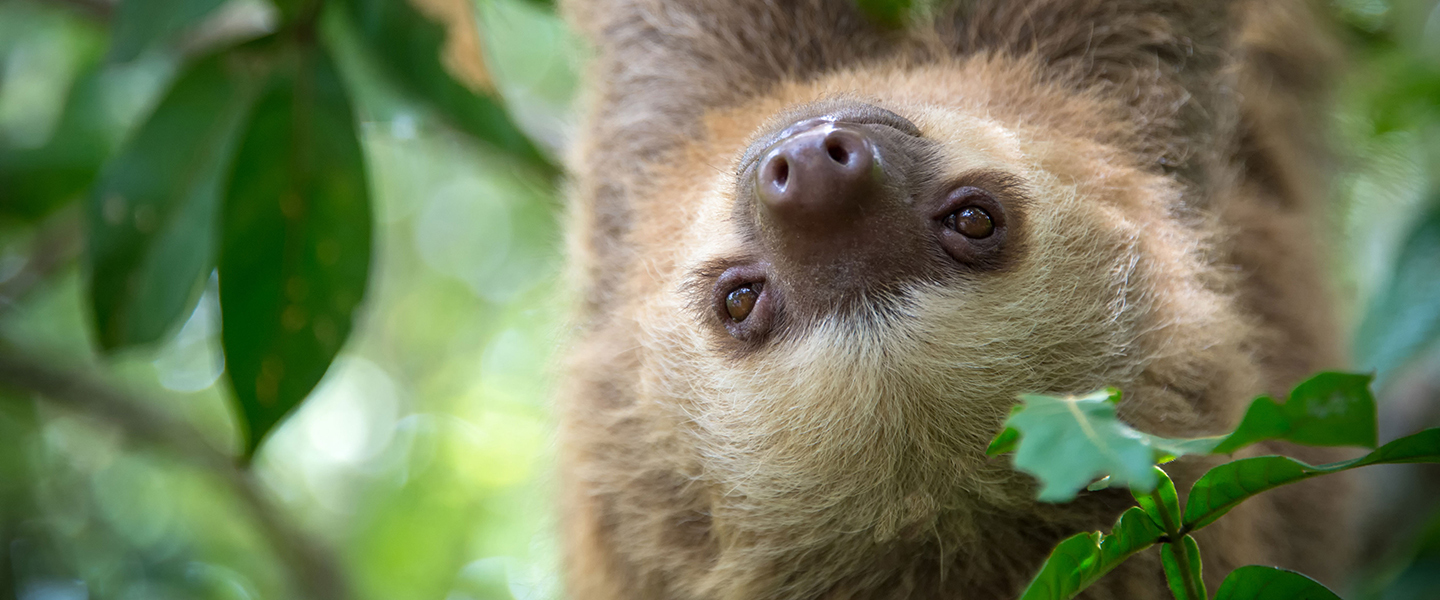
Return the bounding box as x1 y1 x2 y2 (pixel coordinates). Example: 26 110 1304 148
557 1 1351 598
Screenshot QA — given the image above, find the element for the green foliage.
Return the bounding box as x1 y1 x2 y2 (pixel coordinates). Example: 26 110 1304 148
219 44 372 459
87 52 256 350
1016 508 1163 600
335 0 555 174
1214 567 1342 600
109 0 229 61
1212 372 1378 454
1159 536 1204 600
991 372 1382 501
1185 429 1440 531
995 372 1440 599
0 65 115 221
986 388 1167 501
1355 197 1440 379
1132 467 1179 532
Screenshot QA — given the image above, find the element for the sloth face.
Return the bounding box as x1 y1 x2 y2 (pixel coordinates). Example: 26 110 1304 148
629 64 1245 502
698 99 1027 349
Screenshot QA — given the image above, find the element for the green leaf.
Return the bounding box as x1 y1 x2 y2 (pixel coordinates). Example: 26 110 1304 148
1214 566 1342 600
219 45 372 459
332 0 555 175
1132 467 1179 534
991 388 1162 502
0 65 115 221
1355 197 1440 382
989 372 1385 502
984 404 1024 456
1018 507 1165 600
1211 372 1378 454
88 53 257 350
109 0 229 62
1160 535 1205 600
1184 428 1440 531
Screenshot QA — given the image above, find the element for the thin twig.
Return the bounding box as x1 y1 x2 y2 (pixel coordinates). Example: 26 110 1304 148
0 348 351 600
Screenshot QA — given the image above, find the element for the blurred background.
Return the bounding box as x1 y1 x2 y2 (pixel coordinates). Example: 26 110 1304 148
0 0 1437 599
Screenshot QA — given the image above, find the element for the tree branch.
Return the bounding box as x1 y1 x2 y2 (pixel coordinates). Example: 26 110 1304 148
0 348 351 600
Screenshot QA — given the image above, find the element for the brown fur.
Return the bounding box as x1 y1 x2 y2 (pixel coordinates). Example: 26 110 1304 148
556 1 1353 598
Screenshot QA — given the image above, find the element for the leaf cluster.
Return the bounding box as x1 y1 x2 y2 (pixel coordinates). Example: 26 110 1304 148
989 372 1440 599
3 0 555 460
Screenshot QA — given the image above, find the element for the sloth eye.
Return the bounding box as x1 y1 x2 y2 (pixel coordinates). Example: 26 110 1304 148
726 285 760 321
943 206 994 239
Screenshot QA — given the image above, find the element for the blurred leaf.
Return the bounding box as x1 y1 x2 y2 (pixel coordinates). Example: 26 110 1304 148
1214 566 1341 600
109 0 230 62
1211 372 1378 454
990 372 1383 501
219 45 372 459
1160 536 1204 600
333 0 556 174
0 66 115 222
88 53 257 351
1132 467 1179 533
1183 429 1440 531
988 388 1161 502
1017 508 1164 600
1356 198 1440 381
855 0 912 28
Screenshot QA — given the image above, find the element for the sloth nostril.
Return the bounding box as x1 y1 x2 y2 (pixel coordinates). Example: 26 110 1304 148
826 142 850 165
772 159 789 190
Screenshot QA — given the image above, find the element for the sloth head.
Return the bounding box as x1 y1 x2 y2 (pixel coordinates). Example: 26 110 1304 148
619 65 1255 525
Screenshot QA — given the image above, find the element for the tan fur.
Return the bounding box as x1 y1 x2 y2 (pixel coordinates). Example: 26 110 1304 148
557 1 1351 598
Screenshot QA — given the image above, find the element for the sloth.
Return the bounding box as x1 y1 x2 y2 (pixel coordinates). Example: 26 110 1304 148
555 0 1353 598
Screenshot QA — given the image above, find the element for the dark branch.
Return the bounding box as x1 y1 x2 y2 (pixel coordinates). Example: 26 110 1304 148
0 348 351 600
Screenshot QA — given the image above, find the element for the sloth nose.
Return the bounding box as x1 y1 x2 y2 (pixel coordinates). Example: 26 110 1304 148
755 125 877 227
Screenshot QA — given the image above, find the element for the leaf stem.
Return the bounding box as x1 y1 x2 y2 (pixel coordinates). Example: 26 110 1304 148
1147 487 1206 600
1169 538 1206 600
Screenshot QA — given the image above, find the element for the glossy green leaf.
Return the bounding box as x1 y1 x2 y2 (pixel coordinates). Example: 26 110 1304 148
1132 467 1179 534
219 46 372 459
109 0 229 61
1160 535 1205 600
333 0 555 174
1214 566 1342 600
991 388 1162 502
1018 507 1165 600
1211 372 1378 454
990 372 1385 502
0 65 115 221
1184 428 1440 531
1355 197 1440 382
88 54 257 350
